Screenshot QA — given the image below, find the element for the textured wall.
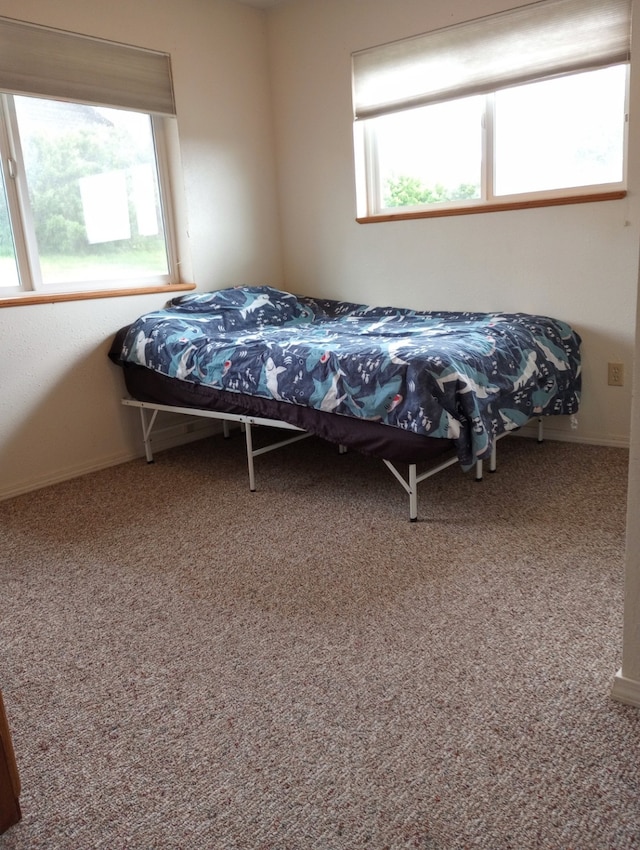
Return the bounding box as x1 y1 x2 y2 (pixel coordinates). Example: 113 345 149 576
266 0 640 448
0 0 283 499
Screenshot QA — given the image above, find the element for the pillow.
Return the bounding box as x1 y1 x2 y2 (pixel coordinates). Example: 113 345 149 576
169 285 315 330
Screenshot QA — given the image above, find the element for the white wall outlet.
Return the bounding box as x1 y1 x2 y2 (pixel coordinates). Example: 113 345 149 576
608 362 624 387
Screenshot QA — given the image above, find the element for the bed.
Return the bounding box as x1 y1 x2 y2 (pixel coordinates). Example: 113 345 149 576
109 285 582 520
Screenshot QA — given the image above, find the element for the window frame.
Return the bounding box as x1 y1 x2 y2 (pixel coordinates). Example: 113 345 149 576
352 0 631 223
0 93 190 304
355 64 630 223
0 15 193 307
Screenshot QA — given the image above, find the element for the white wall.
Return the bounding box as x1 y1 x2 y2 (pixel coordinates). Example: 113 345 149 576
267 0 640 448
612 270 640 707
1 0 639 501
0 0 283 499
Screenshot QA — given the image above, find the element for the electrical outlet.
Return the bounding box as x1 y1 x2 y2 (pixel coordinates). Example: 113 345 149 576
608 362 624 387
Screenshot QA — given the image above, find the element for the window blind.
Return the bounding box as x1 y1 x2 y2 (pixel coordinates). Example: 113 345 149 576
0 16 176 116
352 0 632 121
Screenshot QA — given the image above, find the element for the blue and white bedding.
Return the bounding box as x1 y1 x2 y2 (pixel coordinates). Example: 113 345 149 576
119 285 581 468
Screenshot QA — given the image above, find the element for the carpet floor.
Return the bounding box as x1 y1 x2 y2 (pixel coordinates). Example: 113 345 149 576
0 433 638 849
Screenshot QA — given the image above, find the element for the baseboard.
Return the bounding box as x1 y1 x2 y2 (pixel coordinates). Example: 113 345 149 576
0 417 630 503
147 418 224 454
0 419 221 502
515 422 630 450
611 669 640 708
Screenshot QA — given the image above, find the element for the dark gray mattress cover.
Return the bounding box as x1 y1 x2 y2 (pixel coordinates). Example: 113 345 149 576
109 327 454 465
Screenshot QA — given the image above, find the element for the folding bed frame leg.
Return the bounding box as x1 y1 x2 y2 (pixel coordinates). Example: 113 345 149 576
408 464 418 522
244 422 256 491
477 437 500 478
139 407 158 463
382 460 420 521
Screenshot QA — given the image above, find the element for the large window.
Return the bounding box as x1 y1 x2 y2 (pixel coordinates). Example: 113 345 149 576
0 16 183 301
352 0 631 220
0 96 174 295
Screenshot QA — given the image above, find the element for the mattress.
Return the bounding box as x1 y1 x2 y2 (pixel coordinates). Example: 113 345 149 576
110 285 582 469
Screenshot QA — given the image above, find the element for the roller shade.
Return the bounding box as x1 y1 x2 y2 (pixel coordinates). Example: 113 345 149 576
0 16 176 116
352 0 632 121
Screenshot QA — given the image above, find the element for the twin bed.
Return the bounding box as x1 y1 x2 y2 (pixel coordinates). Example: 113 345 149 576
109 285 582 520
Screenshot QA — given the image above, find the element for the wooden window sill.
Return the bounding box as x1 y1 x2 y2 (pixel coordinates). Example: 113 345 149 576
356 190 626 223
0 282 196 308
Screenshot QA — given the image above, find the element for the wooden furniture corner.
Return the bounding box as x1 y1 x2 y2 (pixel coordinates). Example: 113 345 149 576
0 691 21 833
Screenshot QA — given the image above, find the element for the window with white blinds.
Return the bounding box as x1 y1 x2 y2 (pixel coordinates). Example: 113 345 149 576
0 17 182 300
352 0 632 220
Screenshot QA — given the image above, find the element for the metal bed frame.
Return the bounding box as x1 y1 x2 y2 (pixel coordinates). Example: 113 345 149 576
122 397 543 521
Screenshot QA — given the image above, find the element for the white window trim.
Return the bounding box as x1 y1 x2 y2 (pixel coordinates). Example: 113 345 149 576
352 0 631 222
0 99 185 299
355 68 630 222
0 16 194 305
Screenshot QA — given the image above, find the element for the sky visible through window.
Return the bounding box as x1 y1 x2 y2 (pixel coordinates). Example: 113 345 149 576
13 97 168 285
373 65 626 207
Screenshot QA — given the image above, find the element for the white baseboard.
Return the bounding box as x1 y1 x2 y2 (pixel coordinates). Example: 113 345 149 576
515 422 630 450
147 418 224 454
611 669 640 708
0 419 222 502
0 416 629 503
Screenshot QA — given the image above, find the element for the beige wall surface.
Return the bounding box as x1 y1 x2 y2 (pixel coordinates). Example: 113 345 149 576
617 285 640 694
0 0 283 499
1 0 639 500
266 0 640 449
1 0 639 706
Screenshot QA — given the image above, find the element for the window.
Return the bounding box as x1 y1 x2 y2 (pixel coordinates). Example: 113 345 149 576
0 16 186 301
0 96 175 296
352 0 631 220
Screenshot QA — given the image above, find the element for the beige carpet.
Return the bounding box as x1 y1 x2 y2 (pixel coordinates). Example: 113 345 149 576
1 433 638 849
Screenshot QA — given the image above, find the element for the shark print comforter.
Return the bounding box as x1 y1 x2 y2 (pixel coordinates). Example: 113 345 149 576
119 285 582 469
